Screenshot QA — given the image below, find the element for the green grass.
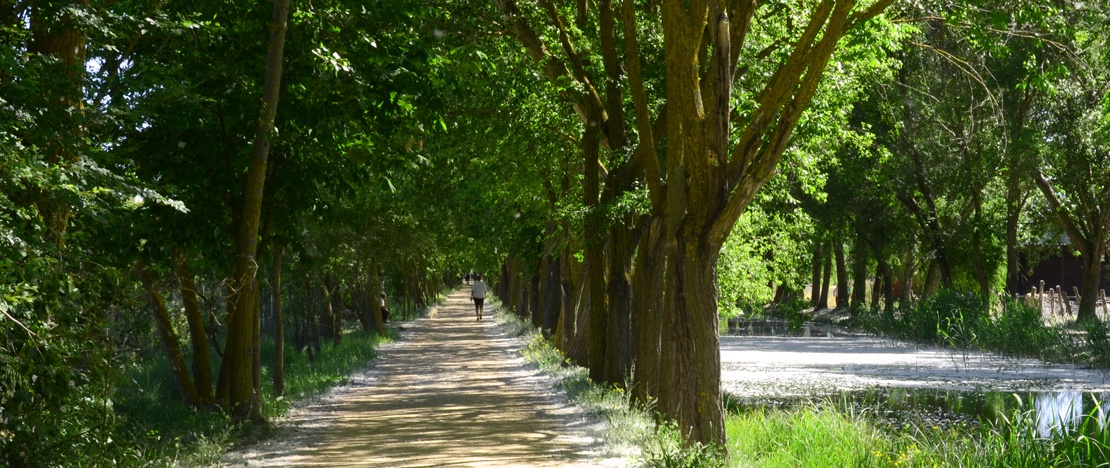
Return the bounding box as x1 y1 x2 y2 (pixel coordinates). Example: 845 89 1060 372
723 400 1110 467
494 303 723 468
112 325 394 465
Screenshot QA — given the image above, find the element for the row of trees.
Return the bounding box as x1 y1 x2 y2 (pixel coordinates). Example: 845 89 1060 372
2 0 472 463
447 0 1110 447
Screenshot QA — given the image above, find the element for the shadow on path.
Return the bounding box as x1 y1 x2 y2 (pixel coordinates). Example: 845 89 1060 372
224 290 610 467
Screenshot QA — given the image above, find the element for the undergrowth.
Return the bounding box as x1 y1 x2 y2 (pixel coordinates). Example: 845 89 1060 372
848 289 1108 368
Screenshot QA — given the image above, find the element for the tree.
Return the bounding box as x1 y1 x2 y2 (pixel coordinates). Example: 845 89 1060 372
1029 4 1110 322
216 0 291 421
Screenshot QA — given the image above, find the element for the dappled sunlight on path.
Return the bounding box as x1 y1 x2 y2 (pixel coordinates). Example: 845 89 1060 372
225 290 610 467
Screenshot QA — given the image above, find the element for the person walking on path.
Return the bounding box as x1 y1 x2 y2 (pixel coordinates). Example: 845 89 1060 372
471 274 487 321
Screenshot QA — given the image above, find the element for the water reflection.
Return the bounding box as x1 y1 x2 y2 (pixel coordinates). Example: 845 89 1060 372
1032 391 1110 438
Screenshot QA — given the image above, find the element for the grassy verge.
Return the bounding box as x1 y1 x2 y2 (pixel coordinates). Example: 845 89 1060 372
112 288 458 465
494 303 726 468
113 326 394 465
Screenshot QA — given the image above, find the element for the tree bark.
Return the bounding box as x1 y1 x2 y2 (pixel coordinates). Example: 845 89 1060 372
172 250 215 406
834 239 848 307
541 224 563 336
138 262 203 407
604 219 635 385
811 240 824 307
583 104 609 384
631 216 665 406
217 0 291 421
819 241 832 309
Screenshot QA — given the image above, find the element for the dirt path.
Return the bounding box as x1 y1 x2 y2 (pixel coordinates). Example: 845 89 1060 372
225 290 614 467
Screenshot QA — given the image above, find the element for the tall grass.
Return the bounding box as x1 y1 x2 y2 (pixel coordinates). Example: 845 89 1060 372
849 290 1107 367
725 399 1110 467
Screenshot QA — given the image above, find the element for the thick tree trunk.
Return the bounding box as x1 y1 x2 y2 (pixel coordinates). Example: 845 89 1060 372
923 260 942 298
566 282 591 367
138 262 203 407
1078 243 1106 323
217 0 291 421
658 239 724 444
172 251 215 406
583 105 609 384
604 220 635 385
271 246 285 397
541 225 563 336
631 217 665 406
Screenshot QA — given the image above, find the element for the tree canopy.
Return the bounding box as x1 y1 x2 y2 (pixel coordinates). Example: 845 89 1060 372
2 0 1110 462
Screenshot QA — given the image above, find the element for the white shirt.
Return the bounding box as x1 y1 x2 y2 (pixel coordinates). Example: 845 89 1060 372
472 281 487 299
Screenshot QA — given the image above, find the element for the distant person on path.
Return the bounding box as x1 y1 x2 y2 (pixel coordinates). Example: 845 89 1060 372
471 274 487 321
464 273 471 285
380 293 391 323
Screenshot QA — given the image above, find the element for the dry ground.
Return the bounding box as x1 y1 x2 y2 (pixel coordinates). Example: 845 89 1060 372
223 290 616 467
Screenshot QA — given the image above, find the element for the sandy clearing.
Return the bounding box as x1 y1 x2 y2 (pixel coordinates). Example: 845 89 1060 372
222 290 617 467
721 335 1110 397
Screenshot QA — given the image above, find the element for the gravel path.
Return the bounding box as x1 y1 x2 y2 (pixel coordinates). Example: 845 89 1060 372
223 290 613 467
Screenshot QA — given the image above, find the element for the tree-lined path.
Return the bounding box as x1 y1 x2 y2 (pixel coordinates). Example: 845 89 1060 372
227 289 616 467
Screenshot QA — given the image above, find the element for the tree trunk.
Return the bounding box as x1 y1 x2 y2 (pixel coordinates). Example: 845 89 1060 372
850 241 868 308
172 250 215 406
583 104 609 384
1078 242 1107 323
217 0 291 421
605 220 635 385
1004 170 1024 294
834 239 848 307
818 241 832 309
631 216 665 406
530 273 542 329
541 224 563 336
369 263 386 335
138 262 203 407
271 245 285 397
811 240 824 307
658 239 724 445
558 253 582 355
878 257 895 316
